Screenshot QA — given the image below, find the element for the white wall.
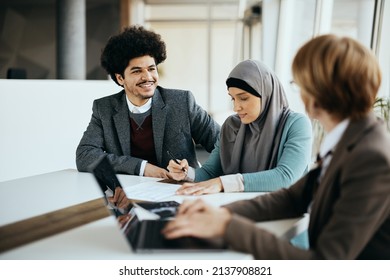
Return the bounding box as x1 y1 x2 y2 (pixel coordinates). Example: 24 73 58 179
0 79 119 182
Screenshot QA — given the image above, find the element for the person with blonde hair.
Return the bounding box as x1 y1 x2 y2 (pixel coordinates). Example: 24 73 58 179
163 34 390 259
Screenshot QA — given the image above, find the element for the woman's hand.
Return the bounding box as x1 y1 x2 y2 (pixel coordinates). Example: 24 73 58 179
162 199 232 239
167 159 189 181
175 177 223 195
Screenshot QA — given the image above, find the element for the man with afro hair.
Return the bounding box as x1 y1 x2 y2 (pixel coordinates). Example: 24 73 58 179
76 25 220 178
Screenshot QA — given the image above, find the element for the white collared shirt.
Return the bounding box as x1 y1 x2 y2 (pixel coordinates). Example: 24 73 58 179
318 118 350 180
126 96 152 114
184 168 245 192
126 96 152 176
307 118 350 213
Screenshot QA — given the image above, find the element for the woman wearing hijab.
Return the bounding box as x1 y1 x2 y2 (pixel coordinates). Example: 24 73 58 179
167 59 312 195
163 35 390 259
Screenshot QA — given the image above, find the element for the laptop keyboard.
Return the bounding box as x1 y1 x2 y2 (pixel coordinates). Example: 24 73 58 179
138 220 168 249
137 201 180 219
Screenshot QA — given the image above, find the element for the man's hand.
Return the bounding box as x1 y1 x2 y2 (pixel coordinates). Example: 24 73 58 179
117 213 132 229
144 163 169 178
107 187 132 211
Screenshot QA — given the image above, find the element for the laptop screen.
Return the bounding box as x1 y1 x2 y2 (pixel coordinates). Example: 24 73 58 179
92 155 128 217
91 155 226 252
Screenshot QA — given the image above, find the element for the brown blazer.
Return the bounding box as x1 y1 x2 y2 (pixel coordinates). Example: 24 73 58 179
223 112 390 259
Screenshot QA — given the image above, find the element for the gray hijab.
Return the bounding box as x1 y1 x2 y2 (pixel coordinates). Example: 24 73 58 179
220 59 290 174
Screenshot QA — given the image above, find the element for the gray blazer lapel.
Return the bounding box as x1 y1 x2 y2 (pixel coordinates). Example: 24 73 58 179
113 94 131 155
152 88 167 165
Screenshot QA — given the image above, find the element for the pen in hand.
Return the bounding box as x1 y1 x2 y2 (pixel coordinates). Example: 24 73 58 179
166 150 187 172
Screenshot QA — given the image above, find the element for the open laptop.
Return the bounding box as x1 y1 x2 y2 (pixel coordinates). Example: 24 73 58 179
91 155 226 253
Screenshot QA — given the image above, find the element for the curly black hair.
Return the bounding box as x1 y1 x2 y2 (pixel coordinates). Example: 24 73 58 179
100 25 167 86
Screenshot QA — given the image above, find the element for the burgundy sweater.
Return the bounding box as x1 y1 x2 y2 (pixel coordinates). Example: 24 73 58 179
129 114 158 165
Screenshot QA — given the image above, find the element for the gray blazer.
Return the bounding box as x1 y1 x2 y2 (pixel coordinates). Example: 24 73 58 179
76 86 220 175
223 113 390 259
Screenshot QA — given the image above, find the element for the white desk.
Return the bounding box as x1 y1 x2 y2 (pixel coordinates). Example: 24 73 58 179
0 169 308 260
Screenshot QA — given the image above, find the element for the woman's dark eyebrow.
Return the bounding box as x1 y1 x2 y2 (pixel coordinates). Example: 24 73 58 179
229 91 248 97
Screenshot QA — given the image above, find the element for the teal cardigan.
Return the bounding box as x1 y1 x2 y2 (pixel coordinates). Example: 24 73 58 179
195 112 312 192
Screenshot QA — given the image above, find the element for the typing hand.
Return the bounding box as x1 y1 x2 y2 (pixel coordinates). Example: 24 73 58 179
175 199 207 215
162 199 231 239
175 177 223 195
167 158 189 181
144 163 169 178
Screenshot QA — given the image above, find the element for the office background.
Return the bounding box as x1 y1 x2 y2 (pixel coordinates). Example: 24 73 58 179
0 0 389 182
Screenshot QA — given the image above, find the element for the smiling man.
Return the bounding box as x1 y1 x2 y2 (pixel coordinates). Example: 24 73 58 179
76 25 220 178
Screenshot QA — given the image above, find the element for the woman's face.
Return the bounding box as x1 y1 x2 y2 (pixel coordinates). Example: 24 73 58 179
229 87 262 124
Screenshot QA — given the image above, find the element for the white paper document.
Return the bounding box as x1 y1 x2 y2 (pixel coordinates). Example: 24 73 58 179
123 181 179 202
